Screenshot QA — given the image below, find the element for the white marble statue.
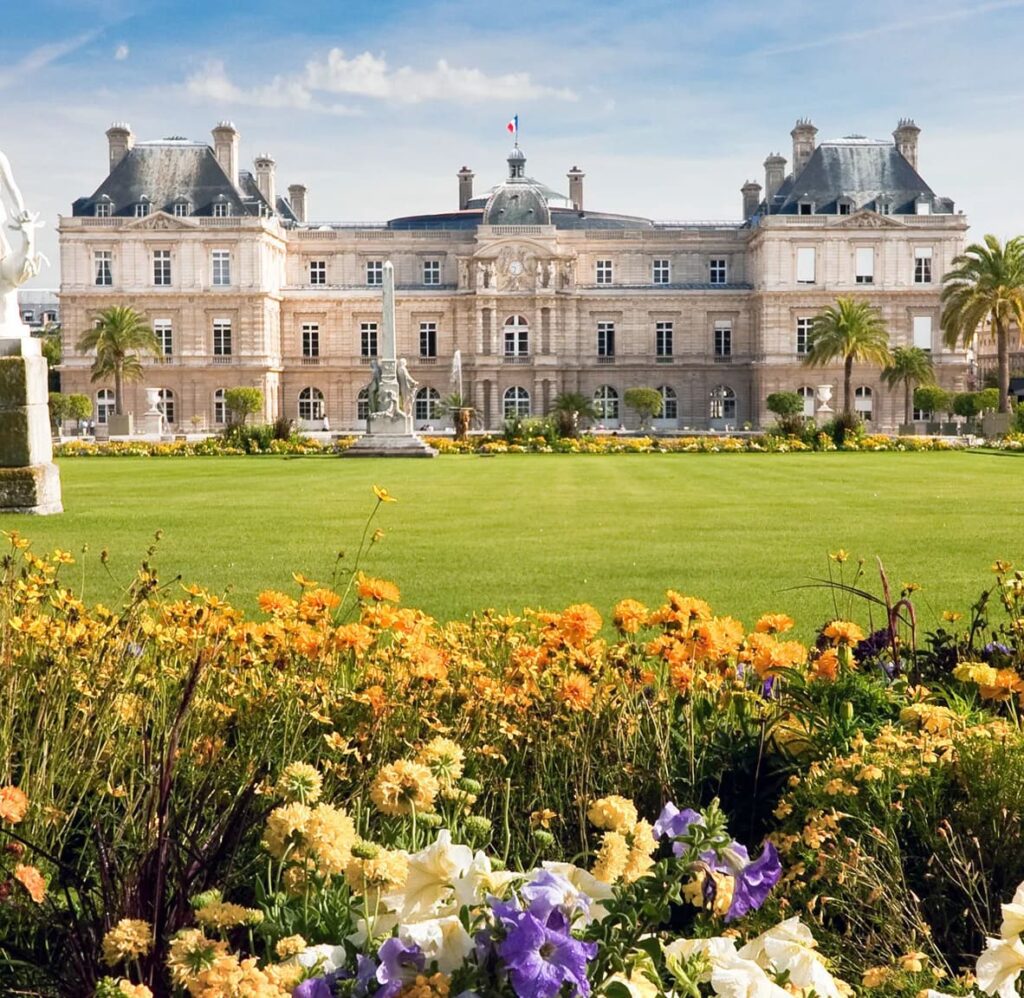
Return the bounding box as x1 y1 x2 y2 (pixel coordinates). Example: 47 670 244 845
396 357 419 415
0 151 47 333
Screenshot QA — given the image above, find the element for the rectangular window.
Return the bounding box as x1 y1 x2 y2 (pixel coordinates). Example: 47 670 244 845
94 251 112 286
153 320 173 356
838 202 851 215
655 321 673 357
153 250 171 286
419 322 437 357
504 324 528 357
916 199 931 215
799 202 813 215
95 202 111 218
423 260 441 286
652 259 671 285
796 317 812 356
796 247 816 283
714 321 732 357
134 203 150 218
309 260 326 285
366 260 383 286
302 323 319 357
361 322 378 357
212 320 232 356
597 321 615 357
596 260 613 285
914 247 933 284
211 250 231 286
212 202 230 218
709 258 727 285
855 247 874 284
173 202 189 217
913 315 933 351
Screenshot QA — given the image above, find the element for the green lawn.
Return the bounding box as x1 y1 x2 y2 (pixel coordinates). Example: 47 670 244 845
8 452 1022 634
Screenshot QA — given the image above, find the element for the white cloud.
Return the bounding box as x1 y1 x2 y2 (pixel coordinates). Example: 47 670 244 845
114 44 129 61
0 30 101 89
181 48 577 112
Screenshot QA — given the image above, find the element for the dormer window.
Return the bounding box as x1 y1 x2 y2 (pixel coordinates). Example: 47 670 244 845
837 197 853 215
876 196 892 216
134 198 151 218
172 200 191 217
212 200 231 218
94 201 111 218
798 201 814 215
915 195 932 216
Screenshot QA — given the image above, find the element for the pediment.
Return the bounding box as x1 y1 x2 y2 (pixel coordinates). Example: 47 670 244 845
829 210 904 230
125 211 198 231
473 236 558 261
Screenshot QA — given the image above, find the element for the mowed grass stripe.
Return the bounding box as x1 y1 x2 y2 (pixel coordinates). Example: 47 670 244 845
10 452 1023 634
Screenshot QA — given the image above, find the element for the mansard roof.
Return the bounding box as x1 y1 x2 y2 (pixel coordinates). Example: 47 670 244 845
71 141 295 219
768 139 954 215
386 207 655 231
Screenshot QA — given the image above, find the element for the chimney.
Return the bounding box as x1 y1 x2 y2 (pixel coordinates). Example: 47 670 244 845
741 180 762 220
106 122 133 172
567 166 585 211
893 118 921 172
211 121 240 188
790 118 818 177
457 166 474 210
763 153 787 202
254 153 276 209
288 183 308 223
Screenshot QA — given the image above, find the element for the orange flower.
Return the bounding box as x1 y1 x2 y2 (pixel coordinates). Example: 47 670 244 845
258 590 296 615
811 648 840 681
669 661 694 694
823 620 865 646
299 588 342 617
357 573 401 604
612 599 648 635
755 613 795 635
0 786 29 824
373 485 397 503
558 605 603 647
334 623 374 654
557 674 595 711
14 864 46 903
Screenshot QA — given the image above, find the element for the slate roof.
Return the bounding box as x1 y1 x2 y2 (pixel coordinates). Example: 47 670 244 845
386 207 655 231
71 140 296 219
767 139 954 215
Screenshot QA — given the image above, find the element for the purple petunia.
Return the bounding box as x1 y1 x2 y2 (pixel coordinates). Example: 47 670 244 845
497 908 597 998
521 869 591 922
702 839 782 922
375 937 425 998
653 802 704 856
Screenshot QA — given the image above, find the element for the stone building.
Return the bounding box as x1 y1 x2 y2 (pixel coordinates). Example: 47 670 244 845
58 118 969 432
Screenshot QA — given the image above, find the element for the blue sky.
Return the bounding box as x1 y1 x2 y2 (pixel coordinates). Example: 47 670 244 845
4 0 1024 282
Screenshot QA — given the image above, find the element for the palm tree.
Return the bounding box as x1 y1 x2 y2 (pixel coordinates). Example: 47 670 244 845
76 306 162 416
882 346 935 427
802 298 892 418
548 391 599 438
941 235 1024 414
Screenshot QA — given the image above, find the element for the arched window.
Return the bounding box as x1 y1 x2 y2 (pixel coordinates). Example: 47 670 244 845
594 385 619 420
157 388 175 424
709 385 736 420
657 385 677 420
503 386 530 419
797 386 815 418
504 315 529 358
213 388 227 425
414 386 441 422
854 386 873 420
96 389 115 425
357 388 370 421
298 386 325 421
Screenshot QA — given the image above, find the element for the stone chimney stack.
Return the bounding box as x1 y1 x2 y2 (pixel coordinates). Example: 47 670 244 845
254 153 276 209
211 121 240 188
567 166 585 211
457 166 474 210
790 118 818 178
106 122 133 172
763 153 787 202
893 118 921 172
741 180 762 220
288 184 308 223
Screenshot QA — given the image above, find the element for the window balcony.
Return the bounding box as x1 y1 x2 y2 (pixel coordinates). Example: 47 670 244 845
596 356 616 364
212 356 234 365
655 355 674 363
503 355 531 364
713 354 733 363
418 357 438 365
300 356 321 366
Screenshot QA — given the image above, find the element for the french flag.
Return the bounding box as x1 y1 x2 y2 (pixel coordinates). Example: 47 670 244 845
506 114 518 136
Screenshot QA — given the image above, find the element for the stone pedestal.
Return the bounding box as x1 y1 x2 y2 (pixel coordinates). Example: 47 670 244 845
136 413 163 436
108 413 134 437
345 412 438 458
0 336 62 514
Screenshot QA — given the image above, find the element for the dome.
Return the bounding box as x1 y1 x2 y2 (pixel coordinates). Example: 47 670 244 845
507 145 526 163
483 184 551 224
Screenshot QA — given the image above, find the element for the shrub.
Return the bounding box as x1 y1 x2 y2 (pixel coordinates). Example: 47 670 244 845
913 384 951 418
223 386 264 426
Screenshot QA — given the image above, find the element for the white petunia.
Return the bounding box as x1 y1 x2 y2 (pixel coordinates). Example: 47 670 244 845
347 911 399 948
296 943 346 973
542 860 617 923
710 950 792 998
977 935 1024 998
663 936 739 984
1000 881 1024 940
383 830 473 922
739 916 843 998
451 850 523 908
398 915 474 974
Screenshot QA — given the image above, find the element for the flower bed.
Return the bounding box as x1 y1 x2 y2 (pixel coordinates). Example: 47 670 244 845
1 513 1023 995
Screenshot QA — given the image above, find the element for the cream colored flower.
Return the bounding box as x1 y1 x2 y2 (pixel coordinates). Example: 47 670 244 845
383 830 473 922
663 936 738 984
541 861 616 924
738 917 843 998
398 915 474 973
976 935 1024 998
1000 881 1024 940
587 795 639 834
451 850 523 908
710 949 792 998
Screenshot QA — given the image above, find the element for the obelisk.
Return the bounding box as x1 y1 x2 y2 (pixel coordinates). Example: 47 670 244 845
0 150 62 513
343 260 436 457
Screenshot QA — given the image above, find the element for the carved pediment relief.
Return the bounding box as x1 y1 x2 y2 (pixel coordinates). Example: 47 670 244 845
126 211 198 231
829 210 904 229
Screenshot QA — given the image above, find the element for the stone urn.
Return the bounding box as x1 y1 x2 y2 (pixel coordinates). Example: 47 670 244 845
144 387 161 415
815 384 834 425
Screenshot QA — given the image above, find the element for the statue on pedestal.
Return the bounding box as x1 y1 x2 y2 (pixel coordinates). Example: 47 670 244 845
0 152 47 331
396 358 419 416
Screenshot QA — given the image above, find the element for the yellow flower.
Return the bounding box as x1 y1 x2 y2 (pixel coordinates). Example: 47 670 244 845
856 765 885 782
373 484 398 503
900 951 928 973
116 982 153 998
416 737 465 786
0 785 29 824
755 613 795 635
275 935 307 960
587 796 639 834
103 918 153 966
371 760 440 816
357 572 401 604
992 560 1013 575
830 549 850 563
823 620 865 646
861 966 890 987
622 820 657 884
195 901 264 932
14 864 46 903
276 762 323 804
592 830 630 884
263 802 313 860
166 929 228 987
557 674 595 711
612 599 649 635
345 848 410 897
304 803 358 876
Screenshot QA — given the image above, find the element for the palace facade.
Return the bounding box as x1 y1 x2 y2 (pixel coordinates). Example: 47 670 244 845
58 118 969 432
